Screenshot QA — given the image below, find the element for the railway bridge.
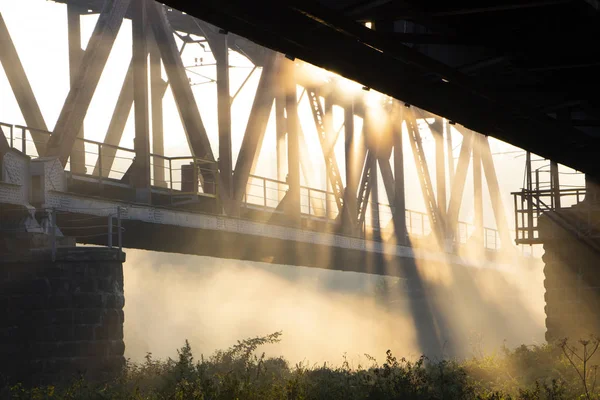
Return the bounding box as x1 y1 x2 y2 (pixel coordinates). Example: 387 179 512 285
1 0 598 384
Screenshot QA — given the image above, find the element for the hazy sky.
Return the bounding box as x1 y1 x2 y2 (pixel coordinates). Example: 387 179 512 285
0 0 585 246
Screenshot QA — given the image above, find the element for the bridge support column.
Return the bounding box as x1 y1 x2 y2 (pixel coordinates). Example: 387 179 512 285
540 202 600 342
67 4 86 174
0 239 126 386
132 0 151 203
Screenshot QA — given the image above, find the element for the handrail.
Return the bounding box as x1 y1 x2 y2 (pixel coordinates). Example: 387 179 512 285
244 173 500 248
8 123 217 164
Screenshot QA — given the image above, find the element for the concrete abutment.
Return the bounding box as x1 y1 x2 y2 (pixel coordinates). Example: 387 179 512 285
0 242 125 386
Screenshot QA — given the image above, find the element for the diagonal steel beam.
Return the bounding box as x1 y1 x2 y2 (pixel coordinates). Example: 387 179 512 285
45 0 131 164
446 129 474 238
147 3 214 159
0 126 9 154
232 52 278 201
92 61 134 178
0 13 48 154
307 89 345 211
480 135 512 250
148 2 231 201
377 156 395 206
405 109 443 241
357 150 376 229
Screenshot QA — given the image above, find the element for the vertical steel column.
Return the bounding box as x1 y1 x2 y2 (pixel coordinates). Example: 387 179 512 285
275 75 287 203
213 33 233 200
324 95 334 192
275 93 287 187
525 151 534 239
551 161 561 209
343 102 358 234
364 110 381 239
150 33 166 187
446 120 455 184
433 118 446 232
393 103 407 244
132 0 151 199
472 133 483 242
370 160 381 240
284 60 301 225
67 4 85 174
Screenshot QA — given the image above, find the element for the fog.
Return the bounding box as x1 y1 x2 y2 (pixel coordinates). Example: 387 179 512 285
123 247 545 365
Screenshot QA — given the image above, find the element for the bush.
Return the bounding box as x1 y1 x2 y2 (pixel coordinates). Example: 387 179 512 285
3 334 600 399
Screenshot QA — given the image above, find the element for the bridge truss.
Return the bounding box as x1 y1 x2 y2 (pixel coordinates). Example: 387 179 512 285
0 0 513 253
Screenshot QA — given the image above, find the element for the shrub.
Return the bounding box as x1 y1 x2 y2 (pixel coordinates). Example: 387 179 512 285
3 334 600 399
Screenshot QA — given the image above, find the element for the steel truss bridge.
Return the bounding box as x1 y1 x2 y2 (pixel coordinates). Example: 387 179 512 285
0 0 526 276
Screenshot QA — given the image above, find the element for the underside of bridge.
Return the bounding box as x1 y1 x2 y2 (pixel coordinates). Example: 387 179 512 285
148 0 600 344
0 0 598 384
156 0 600 180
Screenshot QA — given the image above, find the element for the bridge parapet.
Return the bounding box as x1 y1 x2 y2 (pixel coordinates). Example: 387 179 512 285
30 157 67 207
0 148 31 208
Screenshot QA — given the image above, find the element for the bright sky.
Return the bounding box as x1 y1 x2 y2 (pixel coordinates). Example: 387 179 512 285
0 0 585 253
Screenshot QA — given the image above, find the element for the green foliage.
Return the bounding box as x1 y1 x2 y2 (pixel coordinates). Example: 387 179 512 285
4 333 600 399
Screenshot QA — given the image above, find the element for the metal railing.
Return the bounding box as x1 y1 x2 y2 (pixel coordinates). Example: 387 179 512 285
241 174 502 250
2 121 502 250
0 123 218 197
513 187 586 244
48 207 124 261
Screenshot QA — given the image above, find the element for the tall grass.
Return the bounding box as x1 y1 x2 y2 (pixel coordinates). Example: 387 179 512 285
3 333 600 399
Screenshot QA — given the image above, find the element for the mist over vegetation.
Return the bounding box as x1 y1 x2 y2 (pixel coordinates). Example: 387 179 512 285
6 332 600 399
123 249 545 364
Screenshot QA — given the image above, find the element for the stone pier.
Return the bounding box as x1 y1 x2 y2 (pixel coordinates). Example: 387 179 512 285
0 245 126 386
540 204 600 342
